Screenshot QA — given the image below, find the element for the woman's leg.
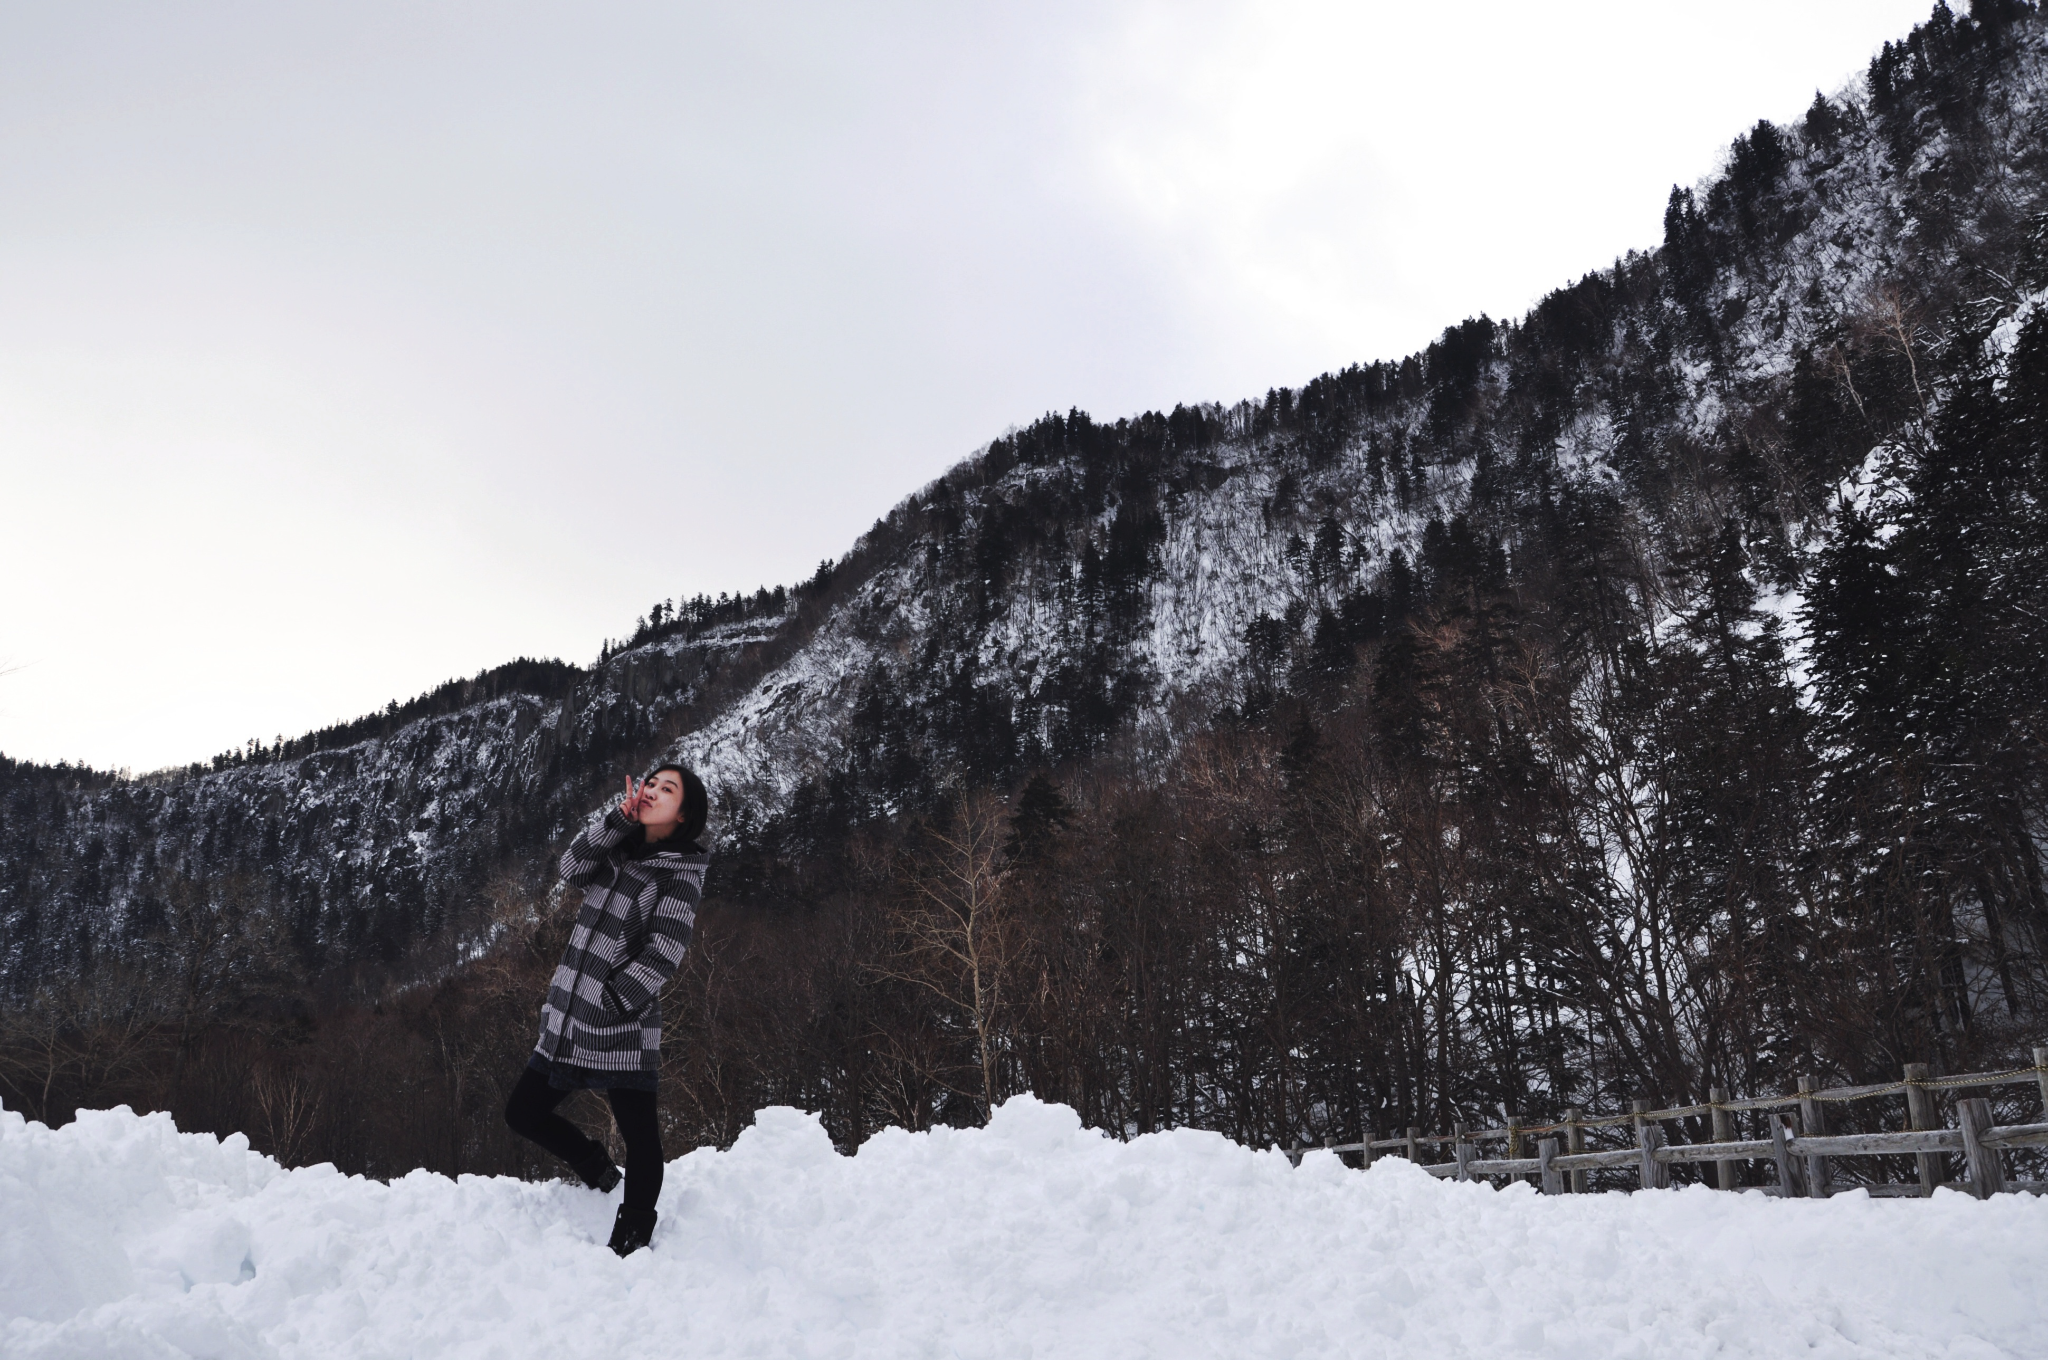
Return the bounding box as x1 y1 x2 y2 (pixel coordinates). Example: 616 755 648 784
605 1087 664 1213
504 1065 610 1172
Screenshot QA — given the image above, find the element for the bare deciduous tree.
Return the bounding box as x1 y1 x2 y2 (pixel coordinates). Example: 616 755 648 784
879 793 1020 1118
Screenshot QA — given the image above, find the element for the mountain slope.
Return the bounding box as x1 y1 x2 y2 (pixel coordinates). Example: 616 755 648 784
672 0 2048 827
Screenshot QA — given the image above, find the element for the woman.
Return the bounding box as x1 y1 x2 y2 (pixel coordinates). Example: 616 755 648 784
504 763 710 1257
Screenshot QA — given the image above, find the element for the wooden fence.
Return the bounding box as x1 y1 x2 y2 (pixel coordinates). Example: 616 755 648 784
1288 1046 2048 1199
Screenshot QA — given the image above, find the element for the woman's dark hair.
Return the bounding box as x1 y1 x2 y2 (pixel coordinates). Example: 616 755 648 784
649 762 709 845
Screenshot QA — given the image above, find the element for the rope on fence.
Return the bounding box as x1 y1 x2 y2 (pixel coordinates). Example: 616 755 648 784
1902 1065 2048 1092
1394 1063 2048 1144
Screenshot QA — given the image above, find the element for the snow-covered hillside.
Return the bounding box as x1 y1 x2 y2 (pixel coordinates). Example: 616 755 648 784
0 625 771 979
5 1098 2045 1359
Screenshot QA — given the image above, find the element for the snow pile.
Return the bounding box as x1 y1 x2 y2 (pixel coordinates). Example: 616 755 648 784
4 1099 2045 1359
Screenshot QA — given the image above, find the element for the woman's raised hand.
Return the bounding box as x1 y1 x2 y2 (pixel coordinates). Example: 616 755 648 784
620 775 646 822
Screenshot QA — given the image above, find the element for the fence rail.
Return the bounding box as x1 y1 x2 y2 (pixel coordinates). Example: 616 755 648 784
1286 1047 2048 1201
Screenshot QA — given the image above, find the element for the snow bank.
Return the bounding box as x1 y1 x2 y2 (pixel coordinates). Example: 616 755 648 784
4 1098 2044 1359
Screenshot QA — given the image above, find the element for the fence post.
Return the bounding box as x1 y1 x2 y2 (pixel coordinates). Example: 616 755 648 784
1903 1063 1945 1193
1505 1114 1524 1186
1957 1098 2007 1198
1453 1122 1474 1182
1710 1086 1737 1189
1631 1099 1669 1190
1632 1099 1668 1190
2035 1047 2048 1118
1406 1126 1421 1164
1538 1137 1562 1195
1639 1123 1668 1190
1770 1113 1804 1197
1362 1128 1376 1169
1797 1072 1831 1199
1565 1107 1587 1194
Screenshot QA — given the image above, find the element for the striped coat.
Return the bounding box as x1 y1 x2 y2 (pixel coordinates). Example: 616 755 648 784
534 807 710 1072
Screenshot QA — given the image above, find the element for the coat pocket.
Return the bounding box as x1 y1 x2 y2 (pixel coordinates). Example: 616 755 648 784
594 958 641 1024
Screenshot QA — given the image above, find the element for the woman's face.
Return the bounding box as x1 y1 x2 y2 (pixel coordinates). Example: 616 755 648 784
639 770 687 830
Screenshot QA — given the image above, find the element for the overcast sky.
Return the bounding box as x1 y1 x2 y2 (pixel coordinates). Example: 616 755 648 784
1 1 1935 773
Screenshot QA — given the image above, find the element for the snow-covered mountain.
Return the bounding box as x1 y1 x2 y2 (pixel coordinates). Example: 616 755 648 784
4 1 2045 992
0 628 781 977
669 2 2048 827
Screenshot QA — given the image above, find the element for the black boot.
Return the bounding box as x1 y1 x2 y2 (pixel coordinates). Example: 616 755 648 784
608 1205 657 1257
570 1146 622 1194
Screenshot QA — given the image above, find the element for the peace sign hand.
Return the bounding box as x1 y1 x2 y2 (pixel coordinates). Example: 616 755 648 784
620 775 648 823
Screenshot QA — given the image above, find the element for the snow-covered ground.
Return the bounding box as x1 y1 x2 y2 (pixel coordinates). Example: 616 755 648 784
4 1098 2045 1360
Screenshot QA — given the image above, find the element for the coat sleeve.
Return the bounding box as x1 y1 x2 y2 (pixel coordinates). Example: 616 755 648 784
559 808 635 888
600 865 704 1020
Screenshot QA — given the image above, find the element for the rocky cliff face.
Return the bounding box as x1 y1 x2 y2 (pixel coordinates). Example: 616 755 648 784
5 2 2045 993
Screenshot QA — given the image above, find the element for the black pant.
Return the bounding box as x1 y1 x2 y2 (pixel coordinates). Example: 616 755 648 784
503 1066 664 1212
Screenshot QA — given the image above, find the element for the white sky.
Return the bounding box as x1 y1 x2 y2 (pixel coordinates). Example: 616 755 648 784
0 1 1935 773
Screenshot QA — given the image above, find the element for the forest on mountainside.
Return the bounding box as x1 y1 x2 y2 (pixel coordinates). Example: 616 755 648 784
2 2 2045 1183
